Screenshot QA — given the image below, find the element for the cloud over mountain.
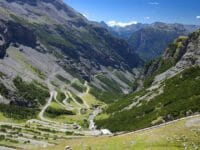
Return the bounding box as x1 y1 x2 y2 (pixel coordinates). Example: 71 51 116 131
107 20 138 27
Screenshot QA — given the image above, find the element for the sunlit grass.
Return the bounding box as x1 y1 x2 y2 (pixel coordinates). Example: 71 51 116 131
82 92 104 107
39 115 200 150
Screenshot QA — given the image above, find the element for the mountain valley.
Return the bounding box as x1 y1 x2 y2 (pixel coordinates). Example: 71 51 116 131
0 0 199 150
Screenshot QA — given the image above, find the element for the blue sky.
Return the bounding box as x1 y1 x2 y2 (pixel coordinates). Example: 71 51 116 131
64 0 200 26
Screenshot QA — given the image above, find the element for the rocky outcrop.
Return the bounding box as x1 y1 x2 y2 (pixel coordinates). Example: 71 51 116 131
0 21 10 58
144 35 189 76
5 21 37 48
0 39 7 58
0 20 38 58
175 30 200 67
144 29 200 84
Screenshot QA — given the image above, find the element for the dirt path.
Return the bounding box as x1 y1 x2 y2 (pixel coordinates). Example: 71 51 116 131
0 146 16 150
67 91 83 108
185 116 200 127
62 91 74 110
118 114 200 137
82 81 90 108
38 91 55 122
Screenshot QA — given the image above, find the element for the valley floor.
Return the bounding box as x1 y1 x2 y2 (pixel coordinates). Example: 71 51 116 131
39 115 200 150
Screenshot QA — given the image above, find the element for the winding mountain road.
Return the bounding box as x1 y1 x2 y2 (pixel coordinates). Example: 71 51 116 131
82 81 90 109
38 91 55 122
67 91 83 108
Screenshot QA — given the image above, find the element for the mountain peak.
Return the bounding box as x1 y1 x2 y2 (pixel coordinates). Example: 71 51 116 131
5 0 36 5
1 0 86 24
5 0 63 4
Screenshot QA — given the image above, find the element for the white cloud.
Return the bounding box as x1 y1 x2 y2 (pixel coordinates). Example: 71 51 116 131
82 13 88 18
81 12 90 19
148 2 159 5
145 16 150 19
196 16 200 19
107 20 138 27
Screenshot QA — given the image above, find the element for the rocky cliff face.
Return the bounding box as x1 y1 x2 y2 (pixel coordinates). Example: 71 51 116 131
144 29 200 84
128 24 187 60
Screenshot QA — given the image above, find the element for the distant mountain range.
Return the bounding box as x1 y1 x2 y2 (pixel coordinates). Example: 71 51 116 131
101 21 200 61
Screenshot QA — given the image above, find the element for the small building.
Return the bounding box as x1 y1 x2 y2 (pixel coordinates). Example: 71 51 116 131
100 129 112 135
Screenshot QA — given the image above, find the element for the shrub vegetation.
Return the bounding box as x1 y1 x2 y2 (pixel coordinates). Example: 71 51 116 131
13 77 49 106
95 67 200 132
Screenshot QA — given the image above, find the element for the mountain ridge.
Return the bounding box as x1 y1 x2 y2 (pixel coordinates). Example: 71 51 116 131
0 0 142 79
101 21 200 60
0 0 143 110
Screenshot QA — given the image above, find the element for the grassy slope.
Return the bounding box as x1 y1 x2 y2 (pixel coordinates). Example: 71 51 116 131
7 47 46 79
95 67 200 132
45 101 75 117
0 76 49 121
13 77 49 106
39 115 200 150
